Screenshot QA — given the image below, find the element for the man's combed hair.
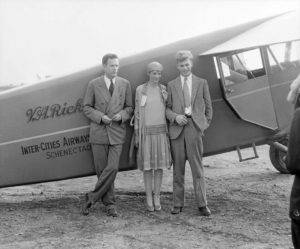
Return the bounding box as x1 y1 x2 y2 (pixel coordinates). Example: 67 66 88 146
175 50 193 63
102 53 118 65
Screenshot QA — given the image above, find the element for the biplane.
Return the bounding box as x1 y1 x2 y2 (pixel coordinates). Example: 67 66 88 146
0 10 300 188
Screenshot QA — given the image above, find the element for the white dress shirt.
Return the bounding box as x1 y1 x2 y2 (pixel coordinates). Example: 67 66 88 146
180 74 192 115
104 75 115 90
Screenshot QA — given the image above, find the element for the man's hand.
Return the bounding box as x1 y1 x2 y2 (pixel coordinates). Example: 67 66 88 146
102 115 112 125
175 115 188 126
112 113 122 122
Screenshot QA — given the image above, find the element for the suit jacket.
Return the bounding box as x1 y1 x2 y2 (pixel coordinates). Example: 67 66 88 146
287 108 300 219
83 75 133 145
166 74 213 139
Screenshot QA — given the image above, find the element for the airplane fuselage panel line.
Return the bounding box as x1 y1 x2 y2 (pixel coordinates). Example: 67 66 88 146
0 125 90 146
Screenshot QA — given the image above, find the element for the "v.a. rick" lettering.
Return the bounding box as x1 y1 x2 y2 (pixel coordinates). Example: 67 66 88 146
26 98 83 122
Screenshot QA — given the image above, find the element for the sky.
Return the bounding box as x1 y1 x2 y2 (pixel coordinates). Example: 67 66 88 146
0 0 299 86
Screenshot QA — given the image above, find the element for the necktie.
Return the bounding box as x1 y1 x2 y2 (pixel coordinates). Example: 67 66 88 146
183 77 191 108
109 79 114 96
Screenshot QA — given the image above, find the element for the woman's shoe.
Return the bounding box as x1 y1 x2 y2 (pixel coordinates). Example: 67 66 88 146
154 205 161 211
147 205 155 212
153 195 161 211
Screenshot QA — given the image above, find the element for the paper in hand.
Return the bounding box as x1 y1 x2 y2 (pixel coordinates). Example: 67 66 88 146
140 95 147 106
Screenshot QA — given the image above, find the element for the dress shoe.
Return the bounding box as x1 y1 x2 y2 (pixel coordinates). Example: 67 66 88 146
106 206 118 217
171 207 183 215
198 206 211 216
80 193 91 216
80 203 91 216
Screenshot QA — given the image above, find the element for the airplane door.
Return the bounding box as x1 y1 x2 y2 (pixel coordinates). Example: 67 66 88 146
215 48 278 130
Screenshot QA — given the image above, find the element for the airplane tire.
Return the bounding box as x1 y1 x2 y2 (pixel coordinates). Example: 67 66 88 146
269 139 289 174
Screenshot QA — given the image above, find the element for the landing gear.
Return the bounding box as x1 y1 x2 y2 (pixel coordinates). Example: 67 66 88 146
269 137 289 174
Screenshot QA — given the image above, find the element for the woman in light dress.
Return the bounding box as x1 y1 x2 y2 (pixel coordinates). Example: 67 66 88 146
134 61 172 211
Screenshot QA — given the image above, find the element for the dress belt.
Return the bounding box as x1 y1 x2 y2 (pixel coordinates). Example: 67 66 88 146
145 124 167 135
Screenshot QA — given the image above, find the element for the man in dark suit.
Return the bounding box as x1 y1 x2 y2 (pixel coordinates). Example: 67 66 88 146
166 50 213 216
81 53 133 216
287 107 300 248
287 73 300 248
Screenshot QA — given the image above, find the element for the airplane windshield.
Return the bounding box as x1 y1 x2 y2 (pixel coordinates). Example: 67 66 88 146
216 48 265 86
267 40 300 72
214 40 300 87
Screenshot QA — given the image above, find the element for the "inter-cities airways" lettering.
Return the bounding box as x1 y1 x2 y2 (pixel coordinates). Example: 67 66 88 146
21 134 90 157
63 134 89 146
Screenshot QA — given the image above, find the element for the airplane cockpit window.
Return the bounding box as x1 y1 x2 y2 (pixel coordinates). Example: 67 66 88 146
267 40 300 72
216 48 266 86
213 48 277 130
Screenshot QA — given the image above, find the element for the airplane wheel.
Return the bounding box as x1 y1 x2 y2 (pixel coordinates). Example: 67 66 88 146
269 138 289 174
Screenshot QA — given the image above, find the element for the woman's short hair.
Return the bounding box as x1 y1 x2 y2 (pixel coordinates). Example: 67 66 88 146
175 50 193 63
147 61 164 74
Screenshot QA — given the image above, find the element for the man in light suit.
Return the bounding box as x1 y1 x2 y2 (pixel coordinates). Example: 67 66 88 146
81 53 133 216
166 50 213 216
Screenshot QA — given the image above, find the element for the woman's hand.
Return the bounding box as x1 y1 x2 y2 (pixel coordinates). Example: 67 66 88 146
161 88 168 102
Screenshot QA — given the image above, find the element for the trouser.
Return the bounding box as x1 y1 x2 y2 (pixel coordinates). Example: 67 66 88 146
292 219 300 249
87 144 122 206
170 119 207 208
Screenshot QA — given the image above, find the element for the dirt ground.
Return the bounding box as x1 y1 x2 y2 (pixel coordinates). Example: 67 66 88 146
0 145 295 249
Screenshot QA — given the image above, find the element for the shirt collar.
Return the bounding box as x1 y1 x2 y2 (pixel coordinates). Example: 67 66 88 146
180 74 192 83
104 75 116 84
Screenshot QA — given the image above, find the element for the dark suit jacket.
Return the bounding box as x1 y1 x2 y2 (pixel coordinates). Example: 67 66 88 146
287 107 300 219
166 74 213 139
83 75 133 145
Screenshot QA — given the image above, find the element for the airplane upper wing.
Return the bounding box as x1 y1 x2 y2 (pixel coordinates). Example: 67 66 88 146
200 10 300 56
